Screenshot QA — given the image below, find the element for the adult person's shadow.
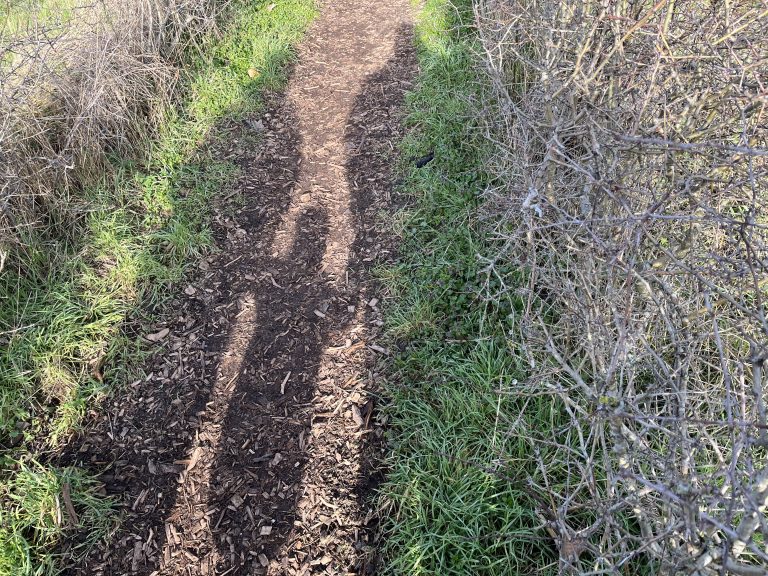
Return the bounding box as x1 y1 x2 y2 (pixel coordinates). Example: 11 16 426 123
164 19 416 574
135 96 341 575
56 89 313 575
60 17 418 576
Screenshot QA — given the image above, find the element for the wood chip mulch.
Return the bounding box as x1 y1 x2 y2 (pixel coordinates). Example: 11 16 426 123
59 1 417 574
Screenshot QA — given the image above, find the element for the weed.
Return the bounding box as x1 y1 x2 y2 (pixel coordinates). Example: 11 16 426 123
0 459 114 575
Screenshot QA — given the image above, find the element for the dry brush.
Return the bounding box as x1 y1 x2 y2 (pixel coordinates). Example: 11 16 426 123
0 0 221 271
475 0 768 573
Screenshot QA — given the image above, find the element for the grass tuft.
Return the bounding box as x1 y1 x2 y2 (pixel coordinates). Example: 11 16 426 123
0 459 114 575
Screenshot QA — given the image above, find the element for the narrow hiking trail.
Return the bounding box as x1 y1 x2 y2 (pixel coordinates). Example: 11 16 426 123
66 1 416 574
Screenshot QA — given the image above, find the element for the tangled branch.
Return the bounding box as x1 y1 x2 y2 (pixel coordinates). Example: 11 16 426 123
476 0 768 573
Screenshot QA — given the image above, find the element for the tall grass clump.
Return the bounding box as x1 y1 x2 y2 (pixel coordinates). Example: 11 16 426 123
0 0 315 572
475 0 768 573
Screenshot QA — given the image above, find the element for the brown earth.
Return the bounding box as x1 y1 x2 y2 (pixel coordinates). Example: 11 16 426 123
62 1 417 574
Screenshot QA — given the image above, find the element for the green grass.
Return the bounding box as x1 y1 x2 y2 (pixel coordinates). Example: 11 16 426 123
0 460 113 575
378 0 556 573
0 0 315 573
1 0 78 35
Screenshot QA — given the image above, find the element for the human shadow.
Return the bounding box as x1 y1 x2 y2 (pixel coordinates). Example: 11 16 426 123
341 23 418 573
57 88 309 575
59 19 418 576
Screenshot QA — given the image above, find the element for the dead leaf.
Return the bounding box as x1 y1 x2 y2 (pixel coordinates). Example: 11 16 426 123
186 446 202 471
361 398 374 427
145 327 170 342
351 404 364 427
131 541 143 573
248 68 260 78
62 482 79 526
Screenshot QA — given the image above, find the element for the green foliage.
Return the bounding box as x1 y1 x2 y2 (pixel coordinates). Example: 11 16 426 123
0 0 315 573
378 0 555 573
0 460 114 575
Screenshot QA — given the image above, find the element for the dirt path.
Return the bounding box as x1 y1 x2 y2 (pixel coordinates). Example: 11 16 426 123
65 1 416 574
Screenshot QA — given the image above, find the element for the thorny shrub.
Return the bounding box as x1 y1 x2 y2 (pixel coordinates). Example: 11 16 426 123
476 0 768 574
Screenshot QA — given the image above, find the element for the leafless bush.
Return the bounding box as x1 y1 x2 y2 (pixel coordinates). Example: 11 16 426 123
475 0 768 573
0 0 222 270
